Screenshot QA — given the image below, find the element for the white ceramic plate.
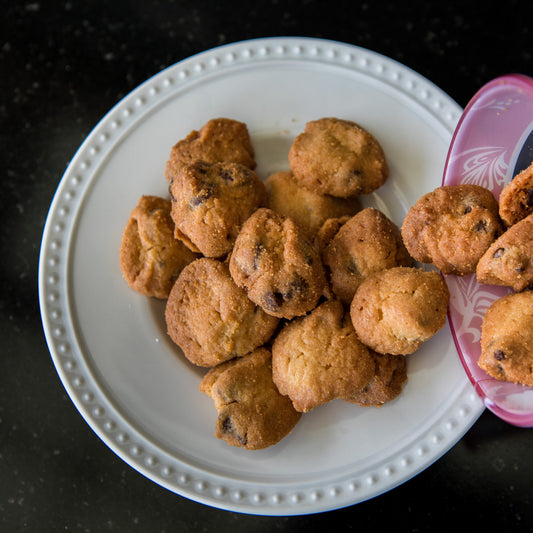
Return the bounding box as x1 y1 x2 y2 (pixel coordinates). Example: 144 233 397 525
39 37 483 515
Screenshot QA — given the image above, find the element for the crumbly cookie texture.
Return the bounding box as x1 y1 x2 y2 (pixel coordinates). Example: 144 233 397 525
165 258 279 367
350 267 450 355
119 195 199 299
476 213 533 292
288 117 389 198
164 117 256 181
322 207 413 306
229 208 326 319
479 290 533 386
271 300 375 412
199 347 302 450
401 184 503 275
169 160 268 258
265 170 360 237
344 351 408 407
498 160 533 227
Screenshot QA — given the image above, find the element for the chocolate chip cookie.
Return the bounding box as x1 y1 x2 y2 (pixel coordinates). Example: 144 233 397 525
169 160 268 258
271 300 375 412
401 184 503 275
322 207 413 305
344 351 408 407
288 117 389 197
199 347 302 450
165 257 279 367
479 290 533 386
265 170 360 236
498 160 533 227
229 208 326 319
350 267 450 355
164 117 256 181
476 213 533 292
119 195 199 298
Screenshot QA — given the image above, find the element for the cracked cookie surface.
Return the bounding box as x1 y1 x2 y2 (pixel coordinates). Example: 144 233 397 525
350 267 450 355
479 290 533 386
199 347 302 450
165 258 279 367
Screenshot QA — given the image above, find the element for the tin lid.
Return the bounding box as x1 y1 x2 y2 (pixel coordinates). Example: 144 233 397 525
443 74 533 427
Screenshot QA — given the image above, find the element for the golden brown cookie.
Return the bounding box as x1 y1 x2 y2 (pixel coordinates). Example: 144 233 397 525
401 184 503 275
344 351 408 407
119 195 199 299
165 258 279 367
322 207 413 306
199 347 302 450
164 117 256 181
478 290 533 386
350 267 450 355
265 170 360 236
169 160 268 258
271 300 375 412
476 213 533 292
288 117 389 197
498 160 533 227
229 208 327 319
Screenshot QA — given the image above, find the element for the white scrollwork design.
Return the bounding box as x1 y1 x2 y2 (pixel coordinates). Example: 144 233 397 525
449 146 508 189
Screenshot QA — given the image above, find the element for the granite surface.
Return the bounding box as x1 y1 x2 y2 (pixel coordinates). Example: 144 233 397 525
2 1 533 531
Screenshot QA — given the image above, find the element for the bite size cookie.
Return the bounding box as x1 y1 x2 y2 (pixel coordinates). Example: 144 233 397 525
265 170 360 236
169 160 268 257
476 213 533 292
350 267 450 355
119 195 199 299
164 117 256 181
288 117 389 197
401 184 503 275
271 300 375 412
165 258 279 367
199 347 302 450
479 290 533 386
498 160 533 226
229 208 326 319
345 351 408 407
322 207 413 306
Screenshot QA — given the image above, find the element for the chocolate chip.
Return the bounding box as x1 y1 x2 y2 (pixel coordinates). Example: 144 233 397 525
516 265 526 273
189 187 213 207
252 243 265 269
463 205 473 214
219 169 235 182
494 350 506 361
220 416 247 446
493 247 505 258
263 291 284 311
285 276 309 300
474 219 488 232
526 188 533 207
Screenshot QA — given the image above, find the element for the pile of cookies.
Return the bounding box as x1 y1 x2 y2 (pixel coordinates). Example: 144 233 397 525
401 163 533 387
120 117 453 450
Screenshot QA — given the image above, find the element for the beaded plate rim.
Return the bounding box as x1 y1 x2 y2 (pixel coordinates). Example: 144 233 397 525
38 37 483 515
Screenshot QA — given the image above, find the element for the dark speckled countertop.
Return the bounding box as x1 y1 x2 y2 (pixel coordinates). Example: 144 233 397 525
2 1 533 531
